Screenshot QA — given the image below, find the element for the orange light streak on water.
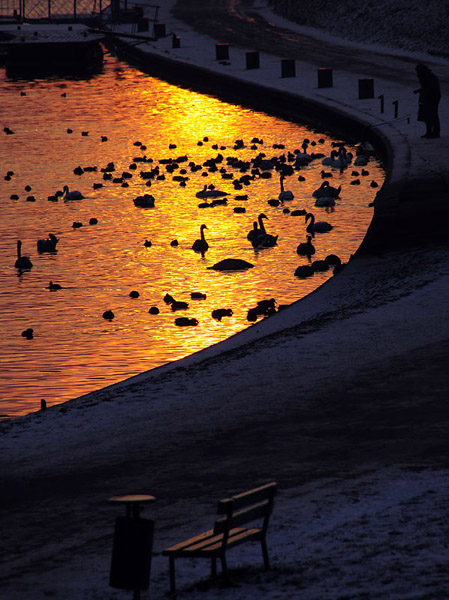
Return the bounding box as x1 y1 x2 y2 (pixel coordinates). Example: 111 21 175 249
0 52 384 419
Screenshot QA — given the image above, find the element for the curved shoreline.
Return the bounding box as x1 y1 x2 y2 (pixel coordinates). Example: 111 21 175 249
106 25 447 256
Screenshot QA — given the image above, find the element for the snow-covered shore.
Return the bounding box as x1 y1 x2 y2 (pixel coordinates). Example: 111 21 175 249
269 0 449 58
1 2 449 599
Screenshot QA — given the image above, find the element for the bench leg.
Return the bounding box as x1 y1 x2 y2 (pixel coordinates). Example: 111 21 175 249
220 552 228 580
261 537 270 570
168 555 176 594
211 556 217 578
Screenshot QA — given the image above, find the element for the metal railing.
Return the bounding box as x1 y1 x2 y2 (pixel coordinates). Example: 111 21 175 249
0 0 160 26
0 0 108 21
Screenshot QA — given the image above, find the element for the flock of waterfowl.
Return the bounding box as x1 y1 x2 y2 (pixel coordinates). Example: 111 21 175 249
10 131 379 334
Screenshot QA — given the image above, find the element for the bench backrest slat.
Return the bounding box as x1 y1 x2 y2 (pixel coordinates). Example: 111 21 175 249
213 482 277 536
214 500 271 534
216 482 277 514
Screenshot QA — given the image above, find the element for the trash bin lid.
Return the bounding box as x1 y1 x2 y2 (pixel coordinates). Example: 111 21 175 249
108 494 156 505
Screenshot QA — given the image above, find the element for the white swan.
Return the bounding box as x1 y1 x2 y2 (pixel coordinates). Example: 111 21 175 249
63 185 84 200
305 212 333 234
278 175 294 200
192 224 209 252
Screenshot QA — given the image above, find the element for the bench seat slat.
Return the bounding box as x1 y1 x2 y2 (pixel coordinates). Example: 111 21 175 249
162 528 216 553
164 527 261 557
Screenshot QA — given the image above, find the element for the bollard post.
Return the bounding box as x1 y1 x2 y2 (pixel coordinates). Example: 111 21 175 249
358 78 374 99
245 50 260 70
153 22 166 38
40 399 46 411
317 68 333 88
281 58 295 78
215 43 229 61
378 94 384 113
393 100 399 118
172 33 180 48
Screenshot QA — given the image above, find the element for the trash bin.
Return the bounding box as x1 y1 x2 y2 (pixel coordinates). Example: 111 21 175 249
109 516 154 592
108 494 156 600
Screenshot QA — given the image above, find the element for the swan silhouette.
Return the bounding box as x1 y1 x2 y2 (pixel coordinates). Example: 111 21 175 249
247 213 268 242
312 181 341 198
296 235 316 257
278 174 294 200
294 140 314 166
196 184 229 199
247 221 260 242
252 228 278 249
321 150 339 166
314 195 336 207
305 212 333 234
15 240 33 269
248 213 278 247
354 154 368 166
192 224 209 252
331 146 352 169
37 233 59 253
63 185 84 200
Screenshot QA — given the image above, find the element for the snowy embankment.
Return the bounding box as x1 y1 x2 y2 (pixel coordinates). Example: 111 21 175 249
269 0 449 58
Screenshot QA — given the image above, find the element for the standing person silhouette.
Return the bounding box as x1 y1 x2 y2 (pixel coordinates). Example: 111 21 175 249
414 64 441 138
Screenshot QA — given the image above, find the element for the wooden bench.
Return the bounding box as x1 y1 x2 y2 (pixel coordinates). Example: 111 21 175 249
162 482 277 594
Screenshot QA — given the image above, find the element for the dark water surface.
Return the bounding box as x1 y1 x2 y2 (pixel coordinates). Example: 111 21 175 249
0 50 384 419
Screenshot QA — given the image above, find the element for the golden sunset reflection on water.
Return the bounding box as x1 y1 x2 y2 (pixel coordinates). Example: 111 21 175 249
0 51 384 419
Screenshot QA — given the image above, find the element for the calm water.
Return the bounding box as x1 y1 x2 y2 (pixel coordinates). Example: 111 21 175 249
0 50 384 419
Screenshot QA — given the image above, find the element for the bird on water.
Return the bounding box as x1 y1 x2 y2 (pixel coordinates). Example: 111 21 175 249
192 224 209 253
15 240 33 269
63 185 84 200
